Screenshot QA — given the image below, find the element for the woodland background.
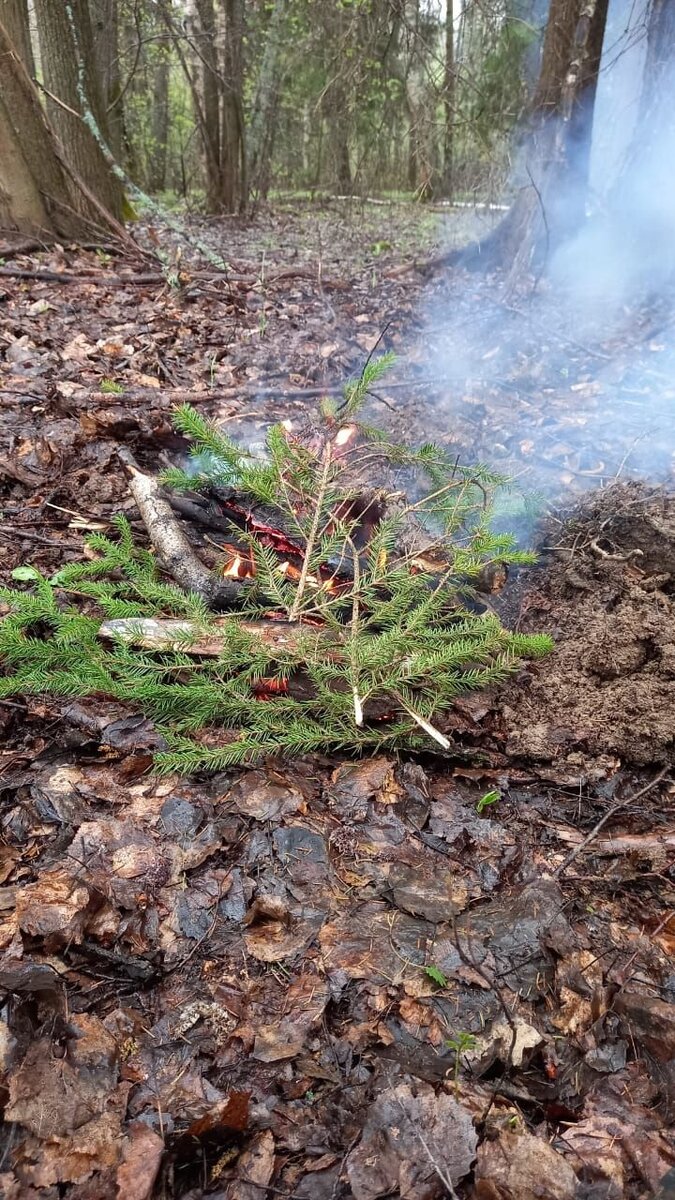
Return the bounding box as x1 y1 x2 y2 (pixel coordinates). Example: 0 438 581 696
1 0 672 284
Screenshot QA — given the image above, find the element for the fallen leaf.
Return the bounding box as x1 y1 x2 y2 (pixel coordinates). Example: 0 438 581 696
473 1128 578 1199
15 869 91 944
116 1121 164 1200
470 1018 544 1069
346 1081 476 1199
7 1013 119 1138
225 1129 275 1199
226 771 304 820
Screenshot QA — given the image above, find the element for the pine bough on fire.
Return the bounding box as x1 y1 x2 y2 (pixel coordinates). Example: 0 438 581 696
0 355 551 772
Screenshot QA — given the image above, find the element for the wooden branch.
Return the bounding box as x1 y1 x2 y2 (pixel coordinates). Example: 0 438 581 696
97 616 396 716
553 766 671 874
0 379 448 409
117 448 242 610
0 267 167 285
98 616 331 656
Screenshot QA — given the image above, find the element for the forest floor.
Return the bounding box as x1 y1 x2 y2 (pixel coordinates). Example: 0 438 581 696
0 201 674 1199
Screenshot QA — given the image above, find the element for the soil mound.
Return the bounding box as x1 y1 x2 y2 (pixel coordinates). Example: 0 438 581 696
497 483 675 777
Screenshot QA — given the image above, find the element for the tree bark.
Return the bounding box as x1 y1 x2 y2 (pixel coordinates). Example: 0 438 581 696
88 0 124 159
1 0 34 74
462 0 609 277
220 0 246 212
194 0 223 210
441 0 455 198
148 50 170 193
34 0 126 221
0 17 111 238
248 0 287 204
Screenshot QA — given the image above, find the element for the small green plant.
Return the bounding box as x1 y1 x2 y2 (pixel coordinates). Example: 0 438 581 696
446 1031 478 1096
423 964 449 988
476 788 501 814
0 356 551 774
99 378 125 395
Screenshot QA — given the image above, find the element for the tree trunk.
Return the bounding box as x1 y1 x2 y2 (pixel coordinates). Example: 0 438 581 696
467 0 609 276
1 0 34 75
88 0 124 159
220 0 246 212
248 0 287 204
148 51 170 193
33 0 125 221
194 0 223 210
441 0 454 198
607 0 675 287
0 17 114 238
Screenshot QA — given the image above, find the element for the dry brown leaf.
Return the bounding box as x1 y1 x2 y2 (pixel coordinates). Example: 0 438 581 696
346 1081 476 1199
115 1120 165 1200
225 1129 275 1199
226 771 305 820
15 869 91 943
17 1099 127 1187
7 1013 118 1138
244 920 312 962
473 1128 578 1199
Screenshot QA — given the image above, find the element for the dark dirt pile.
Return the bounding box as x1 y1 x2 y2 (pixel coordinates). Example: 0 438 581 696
494 483 675 779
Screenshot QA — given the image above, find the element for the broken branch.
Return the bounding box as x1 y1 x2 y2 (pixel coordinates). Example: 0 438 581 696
117 448 242 610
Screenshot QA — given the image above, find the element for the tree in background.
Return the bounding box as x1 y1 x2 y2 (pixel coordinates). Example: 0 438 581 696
468 0 610 277
0 5 121 239
3 0 622 235
33 0 126 222
89 0 125 160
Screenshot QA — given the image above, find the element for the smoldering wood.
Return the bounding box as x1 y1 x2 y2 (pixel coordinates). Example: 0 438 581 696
119 444 507 631
167 488 507 596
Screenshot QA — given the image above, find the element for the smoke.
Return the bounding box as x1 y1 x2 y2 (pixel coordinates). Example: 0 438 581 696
418 0 675 501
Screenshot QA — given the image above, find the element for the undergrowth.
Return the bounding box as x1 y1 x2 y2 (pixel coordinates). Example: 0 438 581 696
0 356 551 772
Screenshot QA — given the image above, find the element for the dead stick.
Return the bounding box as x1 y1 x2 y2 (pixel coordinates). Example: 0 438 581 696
553 766 670 876
0 267 166 285
117 448 242 610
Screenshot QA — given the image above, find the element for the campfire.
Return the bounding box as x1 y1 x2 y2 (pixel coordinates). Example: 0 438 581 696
0 358 551 771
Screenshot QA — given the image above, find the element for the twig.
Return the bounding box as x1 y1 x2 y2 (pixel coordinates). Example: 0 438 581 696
0 266 165 284
553 766 670 876
288 441 332 621
0 378 446 407
394 693 451 749
391 1083 459 1199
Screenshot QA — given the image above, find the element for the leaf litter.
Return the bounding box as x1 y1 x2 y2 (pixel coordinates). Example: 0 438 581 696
0 205 674 1197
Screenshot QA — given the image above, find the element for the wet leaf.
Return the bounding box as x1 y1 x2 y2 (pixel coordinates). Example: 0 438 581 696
346 1082 477 1199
